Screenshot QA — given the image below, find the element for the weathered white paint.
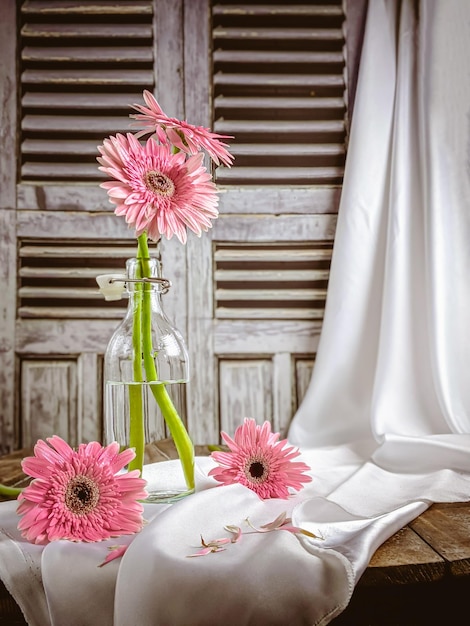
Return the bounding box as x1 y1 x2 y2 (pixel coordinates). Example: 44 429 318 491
0 0 18 452
219 359 273 437
16 319 117 354
272 352 294 437
77 352 102 443
295 358 316 409
213 214 337 242
17 184 117 212
21 360 78 447
184 0 219 444
0 211 18 452
214 320 322 355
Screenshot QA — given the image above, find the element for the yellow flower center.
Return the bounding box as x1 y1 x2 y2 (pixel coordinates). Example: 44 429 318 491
144 170 175 197
65 475 100 516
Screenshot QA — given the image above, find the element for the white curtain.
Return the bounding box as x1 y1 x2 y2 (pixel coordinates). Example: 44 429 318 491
289 0 470 470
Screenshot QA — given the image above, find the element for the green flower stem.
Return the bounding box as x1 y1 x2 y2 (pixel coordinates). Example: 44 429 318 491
137 233 195 491
128 259 145 474
0 484 23 499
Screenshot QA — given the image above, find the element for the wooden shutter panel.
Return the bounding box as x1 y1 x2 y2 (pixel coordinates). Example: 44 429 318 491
18 240 139 319
215 242 332 320
19 0 154 182
212 0 346 185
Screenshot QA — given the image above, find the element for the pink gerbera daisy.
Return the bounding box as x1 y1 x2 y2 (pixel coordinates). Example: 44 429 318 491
209 418 312 499
97 133 219 243
131 90 234 167
17 436 147 545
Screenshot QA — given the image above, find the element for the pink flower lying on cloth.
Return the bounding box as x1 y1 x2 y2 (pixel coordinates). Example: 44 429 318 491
131 90 234 167
17 436 147 545
209 418 312 499
98 133 219 244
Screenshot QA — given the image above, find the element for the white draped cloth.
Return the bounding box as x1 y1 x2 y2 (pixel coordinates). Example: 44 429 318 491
1 1 470 624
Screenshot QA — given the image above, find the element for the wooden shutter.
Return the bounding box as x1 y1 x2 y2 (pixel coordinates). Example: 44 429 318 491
212 0 346 185
215 242 332 320
18 240 138 319
19 0 154 182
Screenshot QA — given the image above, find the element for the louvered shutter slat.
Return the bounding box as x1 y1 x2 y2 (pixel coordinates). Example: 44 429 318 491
19 307 125 319
214 96 344 110
20 0 154 183
216 308 325 320
20 245 138 257
19 287 104 299
213 51 344 64
215 269 330 281
229 144 344 157
216 166 343 185
22 115 134 133
213 27 344 42
214 248 331 262
21 24 152 38
20 267 128 278
212 5 343 18
22 139 112 156
21 163 106 179
22 92 143 109
19 241 140 319
213 73 344 93
216 288 327 301
212 0 347 186
22 46 153 63
215 120 344 135
22 0 152 15
215 243 332 320
22 70 153 86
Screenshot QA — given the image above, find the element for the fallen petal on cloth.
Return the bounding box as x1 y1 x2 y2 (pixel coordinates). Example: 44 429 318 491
98 545 129 568
113 483 355 626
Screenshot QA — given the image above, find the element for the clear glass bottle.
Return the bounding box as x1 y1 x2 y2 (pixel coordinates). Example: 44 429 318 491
104 257 194 502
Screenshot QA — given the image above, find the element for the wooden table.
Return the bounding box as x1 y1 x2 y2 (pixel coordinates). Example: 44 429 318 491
1 447 469 626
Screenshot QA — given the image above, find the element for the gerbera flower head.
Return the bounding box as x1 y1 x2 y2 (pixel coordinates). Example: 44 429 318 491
17 436 147 545
130 90 234 167
97 133 219 244
209 418 312 499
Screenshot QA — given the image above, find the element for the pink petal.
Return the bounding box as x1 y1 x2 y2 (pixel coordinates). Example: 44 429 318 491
186 547 220 558
98 545 128 567
224 525 242 543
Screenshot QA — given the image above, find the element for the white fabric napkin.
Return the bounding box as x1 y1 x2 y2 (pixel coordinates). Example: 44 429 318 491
0 500 49 626
1 448 470 626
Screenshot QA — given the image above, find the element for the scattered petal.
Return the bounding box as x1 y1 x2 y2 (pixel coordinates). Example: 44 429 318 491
279 525 321 539
98 545 128 567
201 536 231 548
259 511 289 531
186 546 225 558
246 513 321 539
224 525 242 543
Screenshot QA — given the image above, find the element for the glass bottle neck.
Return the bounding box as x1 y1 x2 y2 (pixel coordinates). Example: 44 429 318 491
126 257 161 284
125 257 166 312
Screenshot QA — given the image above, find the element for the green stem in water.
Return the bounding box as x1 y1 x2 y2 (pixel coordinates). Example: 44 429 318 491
0 484 23 499
136 233 195 491
127 257 145 474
